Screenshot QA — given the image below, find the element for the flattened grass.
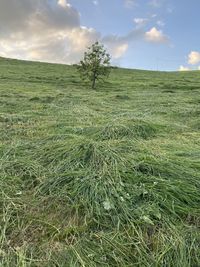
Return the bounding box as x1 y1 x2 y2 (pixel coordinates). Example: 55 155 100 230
0 58 200 266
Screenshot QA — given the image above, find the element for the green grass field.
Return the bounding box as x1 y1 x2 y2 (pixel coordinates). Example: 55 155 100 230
0 57 200 266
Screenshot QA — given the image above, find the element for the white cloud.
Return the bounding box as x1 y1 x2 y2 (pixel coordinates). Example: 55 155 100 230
198 66 200 70
188 51 200 65
0 0 80 33
124 0 137 8
145 27 168 43
134 18 148 26
179 65 190 71
149 0 163 7
0 0 135 64
157 20 165 27
149 0 174 12
102 28 144 59
0 0 89 64
111 43 129 59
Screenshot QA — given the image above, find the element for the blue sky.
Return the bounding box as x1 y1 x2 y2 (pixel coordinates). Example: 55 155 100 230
69 0 200 70
0 0 199 71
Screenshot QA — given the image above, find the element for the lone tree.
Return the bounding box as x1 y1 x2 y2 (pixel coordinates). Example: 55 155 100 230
77 41 111 89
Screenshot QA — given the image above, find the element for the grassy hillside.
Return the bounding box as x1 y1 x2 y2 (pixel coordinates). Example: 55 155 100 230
0 57 200 266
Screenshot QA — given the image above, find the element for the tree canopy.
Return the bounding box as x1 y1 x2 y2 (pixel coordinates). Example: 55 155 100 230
77 41 111 89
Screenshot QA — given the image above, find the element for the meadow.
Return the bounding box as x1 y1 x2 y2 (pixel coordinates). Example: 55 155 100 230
0 57 200 266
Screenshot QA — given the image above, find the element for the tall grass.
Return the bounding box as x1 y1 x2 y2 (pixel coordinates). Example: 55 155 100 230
0 57 200 266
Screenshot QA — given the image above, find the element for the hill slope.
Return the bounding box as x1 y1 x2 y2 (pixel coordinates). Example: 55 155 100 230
0 57 200 266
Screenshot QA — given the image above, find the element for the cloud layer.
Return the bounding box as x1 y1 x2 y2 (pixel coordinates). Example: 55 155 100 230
0 0 170 64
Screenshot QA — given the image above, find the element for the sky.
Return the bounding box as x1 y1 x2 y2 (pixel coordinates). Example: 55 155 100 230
0 0 200 71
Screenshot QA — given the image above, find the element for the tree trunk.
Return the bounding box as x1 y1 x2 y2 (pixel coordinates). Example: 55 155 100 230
92 74 96 89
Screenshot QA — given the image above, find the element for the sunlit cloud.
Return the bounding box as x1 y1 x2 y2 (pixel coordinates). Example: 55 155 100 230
179 65 190 71
145 27 168 43
188 51 200 65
